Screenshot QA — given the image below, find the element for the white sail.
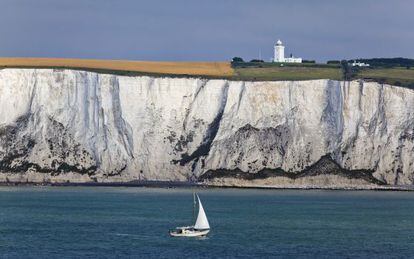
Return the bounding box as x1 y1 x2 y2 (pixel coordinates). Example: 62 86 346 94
194 195 210 230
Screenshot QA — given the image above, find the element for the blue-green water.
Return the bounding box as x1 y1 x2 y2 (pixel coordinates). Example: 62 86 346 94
0 187 414 258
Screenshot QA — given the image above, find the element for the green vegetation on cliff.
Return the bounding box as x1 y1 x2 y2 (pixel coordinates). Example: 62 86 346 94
348 58 414 88
232 62 342 81
356 68 414 88
231 58 414 89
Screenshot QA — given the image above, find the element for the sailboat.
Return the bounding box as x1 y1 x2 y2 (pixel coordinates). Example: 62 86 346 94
169 193 210 237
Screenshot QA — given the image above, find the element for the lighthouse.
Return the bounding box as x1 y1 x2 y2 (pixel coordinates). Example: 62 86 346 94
274 40 285 62
273 39 302 63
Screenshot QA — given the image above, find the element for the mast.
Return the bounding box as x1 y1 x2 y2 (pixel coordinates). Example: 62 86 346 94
192 191 196 224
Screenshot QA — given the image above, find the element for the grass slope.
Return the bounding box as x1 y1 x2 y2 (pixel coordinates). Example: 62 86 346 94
357 68 414 88
233 66 342 81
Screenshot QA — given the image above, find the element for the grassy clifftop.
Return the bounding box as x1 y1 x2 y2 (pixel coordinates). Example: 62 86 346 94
232 63 342 81
233 60 414 89
357 68 414 88
1 57 414 89
1 57 341 81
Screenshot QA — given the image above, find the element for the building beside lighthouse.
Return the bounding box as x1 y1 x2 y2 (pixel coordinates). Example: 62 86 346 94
274 39 302 63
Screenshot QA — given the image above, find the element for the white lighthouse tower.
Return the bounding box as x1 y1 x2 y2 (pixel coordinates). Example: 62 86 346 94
274 39 285 62
273 39 302 63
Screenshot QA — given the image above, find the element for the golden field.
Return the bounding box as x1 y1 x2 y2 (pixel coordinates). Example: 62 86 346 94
0 57 234 77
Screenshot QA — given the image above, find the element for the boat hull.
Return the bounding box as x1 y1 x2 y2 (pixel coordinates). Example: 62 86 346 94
169 229 210 237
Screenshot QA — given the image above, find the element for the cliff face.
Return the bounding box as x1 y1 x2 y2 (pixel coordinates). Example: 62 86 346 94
0 68 413 187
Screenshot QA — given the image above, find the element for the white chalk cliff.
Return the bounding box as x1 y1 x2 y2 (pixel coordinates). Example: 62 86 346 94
0 68 413 187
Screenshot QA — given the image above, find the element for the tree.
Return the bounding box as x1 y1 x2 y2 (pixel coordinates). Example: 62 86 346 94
232 57 244 63
250 59 264 63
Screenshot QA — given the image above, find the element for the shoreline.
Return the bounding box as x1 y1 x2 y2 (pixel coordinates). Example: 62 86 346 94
0 181 413 191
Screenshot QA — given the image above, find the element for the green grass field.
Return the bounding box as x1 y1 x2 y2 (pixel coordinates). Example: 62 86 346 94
232 66 342 81
356 68 414 88
232 63 414 89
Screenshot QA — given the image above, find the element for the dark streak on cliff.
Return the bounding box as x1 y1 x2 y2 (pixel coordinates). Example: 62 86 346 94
172 83 229 166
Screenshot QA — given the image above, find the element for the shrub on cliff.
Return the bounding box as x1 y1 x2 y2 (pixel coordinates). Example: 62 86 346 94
232 57 244 63
249 59 264 63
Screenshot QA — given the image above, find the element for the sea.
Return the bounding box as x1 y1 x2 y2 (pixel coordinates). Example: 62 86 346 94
0 186 413 258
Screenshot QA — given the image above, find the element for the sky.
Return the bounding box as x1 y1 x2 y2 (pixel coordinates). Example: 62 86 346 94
0 0 413 62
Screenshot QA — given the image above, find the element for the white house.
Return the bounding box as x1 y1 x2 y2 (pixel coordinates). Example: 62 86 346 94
350 61 370 67
273 39 302 63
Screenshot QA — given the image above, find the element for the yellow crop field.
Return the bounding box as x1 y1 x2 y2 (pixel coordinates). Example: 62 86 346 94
0 57 234 77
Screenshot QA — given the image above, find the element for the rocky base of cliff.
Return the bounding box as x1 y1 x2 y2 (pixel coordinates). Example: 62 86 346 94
203 177 380 190
200 155 386 188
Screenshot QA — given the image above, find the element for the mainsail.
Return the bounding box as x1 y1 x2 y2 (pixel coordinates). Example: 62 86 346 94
194 195 210 230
